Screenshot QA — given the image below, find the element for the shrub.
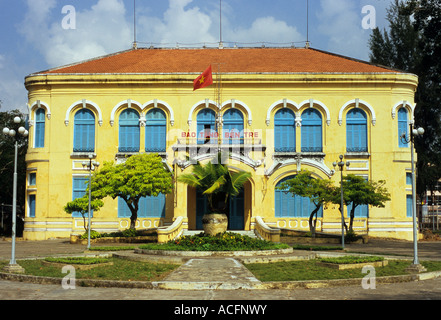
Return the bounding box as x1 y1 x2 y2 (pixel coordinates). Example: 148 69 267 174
80 230 101 240
139 232 290 251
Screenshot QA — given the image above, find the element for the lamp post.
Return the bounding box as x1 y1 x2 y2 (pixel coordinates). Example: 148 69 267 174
82 154 99 250
401 123 426 273
2 116 28 274
333 155 350 249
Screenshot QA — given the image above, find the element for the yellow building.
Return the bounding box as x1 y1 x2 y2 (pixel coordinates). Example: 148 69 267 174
23 47 419 241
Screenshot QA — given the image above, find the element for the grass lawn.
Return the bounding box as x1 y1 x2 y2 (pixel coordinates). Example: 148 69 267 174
245 259 441 282
0 258 179 282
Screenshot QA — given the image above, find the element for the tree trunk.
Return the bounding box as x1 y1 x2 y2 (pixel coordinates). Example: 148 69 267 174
128 200 139 230
338 205 349 233
309 205 321 238
349 205 357 233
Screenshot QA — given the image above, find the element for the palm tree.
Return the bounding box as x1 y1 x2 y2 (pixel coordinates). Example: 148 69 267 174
178 153 251 235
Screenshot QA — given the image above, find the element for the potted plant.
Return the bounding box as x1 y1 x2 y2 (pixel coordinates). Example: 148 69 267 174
178 153 251 236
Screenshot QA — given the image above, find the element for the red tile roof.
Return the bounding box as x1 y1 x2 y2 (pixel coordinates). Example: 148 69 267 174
38 47 400 75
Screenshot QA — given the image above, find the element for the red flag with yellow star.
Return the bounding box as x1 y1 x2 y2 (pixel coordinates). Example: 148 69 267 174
193 65 213 91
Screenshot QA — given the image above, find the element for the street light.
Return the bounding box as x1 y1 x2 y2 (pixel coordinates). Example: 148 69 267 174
2 116 28 274
333 155 350 249
82 154 99 250
401 123 426 273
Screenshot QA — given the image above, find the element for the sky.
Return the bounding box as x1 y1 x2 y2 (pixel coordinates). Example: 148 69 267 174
0 0 395 113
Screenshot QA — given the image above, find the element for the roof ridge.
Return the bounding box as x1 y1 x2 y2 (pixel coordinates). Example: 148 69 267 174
30 48 136 75
29 47 405 76
308 47 404 73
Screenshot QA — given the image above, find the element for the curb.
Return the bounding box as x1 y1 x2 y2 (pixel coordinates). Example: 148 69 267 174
2 270 441 291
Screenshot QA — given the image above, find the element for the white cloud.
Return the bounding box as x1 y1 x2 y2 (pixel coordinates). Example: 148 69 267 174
19 0 132 67
0 54 28 112
138 0 217 45
225 16 303 46
316 0 371 60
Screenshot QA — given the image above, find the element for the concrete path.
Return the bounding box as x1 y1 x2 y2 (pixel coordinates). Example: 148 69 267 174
158 258 262 290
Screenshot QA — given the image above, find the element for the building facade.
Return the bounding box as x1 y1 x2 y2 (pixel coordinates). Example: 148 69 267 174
23 47 419 241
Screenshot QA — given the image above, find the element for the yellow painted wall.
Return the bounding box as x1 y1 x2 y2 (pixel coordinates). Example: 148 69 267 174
23 71 419 241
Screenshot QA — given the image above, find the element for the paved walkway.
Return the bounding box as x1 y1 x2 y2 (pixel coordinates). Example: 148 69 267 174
1 237 441 301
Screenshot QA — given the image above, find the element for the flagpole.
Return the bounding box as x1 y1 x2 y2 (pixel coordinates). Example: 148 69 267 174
216 63 222 147
219 0 223 48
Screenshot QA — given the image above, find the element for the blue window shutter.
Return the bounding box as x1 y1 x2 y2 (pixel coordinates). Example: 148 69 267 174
274 109 296 152
125 194 166 218
118 197 131 218
347 203 369 218
35 109 45 148
74 109 95 152
29 195 36 218
119 109 140 152
301 109 322 152
197 109 217 144
29 173 36 186
275 175 322 218
347 109 367 152
72 177 92 218
406 195 413 218
223 109 244 144
406 173 412 185
146 109 166 152
398 108 409 148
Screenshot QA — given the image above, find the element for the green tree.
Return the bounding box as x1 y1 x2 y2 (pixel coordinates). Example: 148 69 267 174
369 0 441 196
277 170 335 237
0 109 28 230
64 196 104 231
90 153 173 229
178 152 251 221
405 0 441 197
335 175 391 233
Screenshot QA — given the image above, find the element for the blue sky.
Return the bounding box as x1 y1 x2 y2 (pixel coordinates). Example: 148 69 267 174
0 0 394 113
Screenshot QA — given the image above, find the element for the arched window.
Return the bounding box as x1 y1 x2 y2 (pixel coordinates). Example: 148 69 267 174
398 108 409 148
197 109 217 144
145 109 167 152
119 109 140 152
34 108 45 148
223 109 244 144
346 109 368 152
275 176 323 218
301 109 322 152
73 109 95 152
274 109 296 152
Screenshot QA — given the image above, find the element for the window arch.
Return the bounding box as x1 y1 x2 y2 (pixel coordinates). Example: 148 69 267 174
301 109 322 152
73 109 95 152
398 107 409 148
34 108 45 148
346 109 368 152
275 175 323 218
223 109 244 144
119 109 140 152
197 108 217 145
145 109 167 152
274 109 296 152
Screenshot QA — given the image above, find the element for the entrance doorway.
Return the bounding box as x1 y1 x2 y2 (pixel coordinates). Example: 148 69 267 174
196 189 245 230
